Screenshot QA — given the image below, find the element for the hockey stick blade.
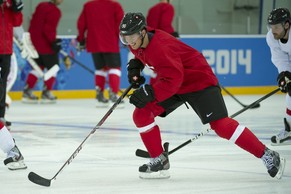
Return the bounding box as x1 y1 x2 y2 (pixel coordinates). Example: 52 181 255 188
28 172 52 187
221 86 261 109
136 88 279 158
27 85 133 186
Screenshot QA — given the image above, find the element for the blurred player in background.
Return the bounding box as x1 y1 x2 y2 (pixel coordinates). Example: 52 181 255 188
76 0 124 107
22 0 63 104
146 0 179 38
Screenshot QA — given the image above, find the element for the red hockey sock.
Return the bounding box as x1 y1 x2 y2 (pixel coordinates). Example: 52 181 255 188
108 68 121 93
210 117 265 158
95 74 106 91
26 73 38 88
140 125 163 158
44 77 56 90
234 127 266 158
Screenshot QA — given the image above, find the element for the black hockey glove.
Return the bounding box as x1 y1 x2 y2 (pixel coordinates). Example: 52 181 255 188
171 31 179 38
277 71 291 94
77 39 86 51
127 59 145 89
11 0 23 12
51 39 62 53
129 84 154 108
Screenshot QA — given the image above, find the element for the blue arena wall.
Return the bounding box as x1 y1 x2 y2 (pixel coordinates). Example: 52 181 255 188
10 35 278 97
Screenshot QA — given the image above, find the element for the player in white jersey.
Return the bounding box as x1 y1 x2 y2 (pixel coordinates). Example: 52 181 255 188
266 8 291 145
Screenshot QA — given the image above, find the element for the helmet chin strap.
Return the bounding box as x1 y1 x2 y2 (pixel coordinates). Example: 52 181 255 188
280 23 290 41
138 31 146 49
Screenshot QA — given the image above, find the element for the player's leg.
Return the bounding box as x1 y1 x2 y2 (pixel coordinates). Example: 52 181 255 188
92 53 109 107
184 85 285 179
41 54 59 104
271 94 291 145
134 96 184 179
104 53 123 105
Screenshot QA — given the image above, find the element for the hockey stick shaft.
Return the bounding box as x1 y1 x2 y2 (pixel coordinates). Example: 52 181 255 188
28 84 133 187
221 86 260 108
60 50 95 75
136 88 280 158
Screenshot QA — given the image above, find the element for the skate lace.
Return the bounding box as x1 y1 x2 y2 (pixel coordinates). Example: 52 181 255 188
7 147 20 159
148 157 162 166
262 152 274 171
277 129 289 139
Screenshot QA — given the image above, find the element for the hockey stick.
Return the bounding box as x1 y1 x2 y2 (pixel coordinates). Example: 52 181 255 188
60 50 95 74
221 86 260 108
136 88 280 158
28 84 133 187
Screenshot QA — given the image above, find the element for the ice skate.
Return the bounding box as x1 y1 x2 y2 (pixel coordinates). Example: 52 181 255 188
41 88 57 104
4 145 27 170
96 88 109 107
108 88 124 108
271 118 291 146
261 147 285 179
139 142 170 179
22 85 38 104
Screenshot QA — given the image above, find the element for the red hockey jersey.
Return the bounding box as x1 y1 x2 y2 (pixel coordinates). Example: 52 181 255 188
146 2 175 35
130 29 218 102
77 0 124 53
29 2 61 54
0 0 23 54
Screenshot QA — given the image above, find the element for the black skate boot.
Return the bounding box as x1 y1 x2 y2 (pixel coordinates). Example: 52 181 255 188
4 145 27 170
96 87 109 107
22 85 39 104
139 142 170 179
271 118 291 145
261 147 285 179
108 88 124 108
41 88 57 104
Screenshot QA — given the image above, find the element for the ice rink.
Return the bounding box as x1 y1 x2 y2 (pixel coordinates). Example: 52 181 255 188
1 91 290 194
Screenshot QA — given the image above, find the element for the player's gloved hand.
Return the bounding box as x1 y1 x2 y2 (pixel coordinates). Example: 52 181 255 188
77 39 86 51
11 0 23 12
171 31 179 38
51 39 62 53
127 59 145 89
277 71 291 93
129 84 154 108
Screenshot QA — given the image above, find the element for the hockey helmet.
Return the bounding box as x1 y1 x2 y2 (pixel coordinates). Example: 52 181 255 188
267 8 291 25
119 12 146 36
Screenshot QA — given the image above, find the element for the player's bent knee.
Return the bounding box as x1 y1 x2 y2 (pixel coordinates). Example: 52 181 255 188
210 117 239 139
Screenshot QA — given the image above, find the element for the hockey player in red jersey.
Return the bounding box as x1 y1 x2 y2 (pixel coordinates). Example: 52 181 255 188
77 0 124 107
146 0 179 37
119 12 286 179
22 0 63 104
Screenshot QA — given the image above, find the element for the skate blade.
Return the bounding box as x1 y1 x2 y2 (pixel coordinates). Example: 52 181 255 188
139 170 170 179
40 99 57 104
275 157 286 179
6 161 27 170
22 98 39 104
96 102 109 108
271 141 291 146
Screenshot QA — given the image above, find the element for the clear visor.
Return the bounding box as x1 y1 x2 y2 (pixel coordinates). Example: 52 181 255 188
119 32 141 45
